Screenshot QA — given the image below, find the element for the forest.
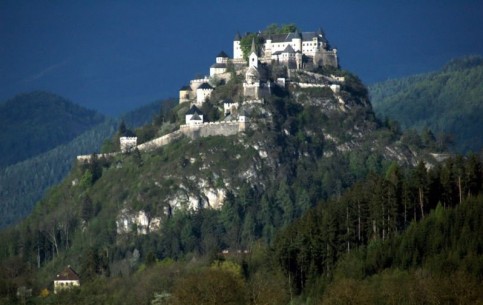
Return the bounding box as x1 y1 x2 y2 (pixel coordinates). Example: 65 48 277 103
370 56 483 153
1 153 481 304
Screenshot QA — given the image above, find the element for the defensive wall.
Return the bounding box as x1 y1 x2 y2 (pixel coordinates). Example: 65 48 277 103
77 121 247 162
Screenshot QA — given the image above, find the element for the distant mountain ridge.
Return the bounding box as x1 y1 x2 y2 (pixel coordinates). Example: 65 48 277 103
369 56 483 153
0 92 174 228
0 119 117 228
0 91 105 168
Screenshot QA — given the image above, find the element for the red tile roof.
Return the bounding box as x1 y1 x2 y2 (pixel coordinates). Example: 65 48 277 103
55 266 80 281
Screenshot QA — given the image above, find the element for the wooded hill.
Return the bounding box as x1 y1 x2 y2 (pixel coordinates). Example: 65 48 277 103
369 56 483 153
0 61 481 304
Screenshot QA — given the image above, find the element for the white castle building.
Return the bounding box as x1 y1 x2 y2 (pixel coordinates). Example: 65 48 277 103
234 28 338 68
210 51 229 77
178 27 339 106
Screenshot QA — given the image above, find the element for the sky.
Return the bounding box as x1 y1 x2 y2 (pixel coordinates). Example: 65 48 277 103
1 0 482 116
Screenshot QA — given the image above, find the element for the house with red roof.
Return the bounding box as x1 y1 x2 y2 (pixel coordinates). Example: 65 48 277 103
53 265 80 294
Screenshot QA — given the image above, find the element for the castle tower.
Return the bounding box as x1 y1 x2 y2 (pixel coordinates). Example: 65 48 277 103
248 38 258 68
233 32 242 59
196 83 214 105
295 52 303 70
179 85 192 104
216 51 229 64
264 34 272 61
185 105 204 126
292 30 302 52
243 64 260 99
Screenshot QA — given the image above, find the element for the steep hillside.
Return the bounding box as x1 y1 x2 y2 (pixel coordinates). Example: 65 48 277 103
0 91 105 168
0 63 444 290
369 56 483 153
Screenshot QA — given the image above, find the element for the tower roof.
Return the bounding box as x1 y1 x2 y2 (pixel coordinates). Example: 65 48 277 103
250 38 257 54
282 44 295 54
217 51 229 58
197 82 214 90
234 32 241 41
211 63 227 68
186 105 203 115
190 113 202 121
180 85 192 91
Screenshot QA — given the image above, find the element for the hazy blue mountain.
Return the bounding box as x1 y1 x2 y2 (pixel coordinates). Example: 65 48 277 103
369 56 483 153
0 93 174 228
0 119 117 228
0 91 105 168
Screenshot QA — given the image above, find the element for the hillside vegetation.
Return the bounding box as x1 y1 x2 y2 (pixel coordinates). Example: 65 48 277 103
369 56 483 153
0 91 105 169
1 58 475 305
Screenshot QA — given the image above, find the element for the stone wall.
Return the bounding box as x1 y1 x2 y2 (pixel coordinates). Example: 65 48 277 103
77 122 247 162
295 82 340 93
190 77 210 91
76 152 119 162
120 137 137 153
180 121 243 139
136 130 184 152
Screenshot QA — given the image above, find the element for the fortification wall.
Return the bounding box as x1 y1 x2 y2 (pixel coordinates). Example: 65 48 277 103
136 130 184 152
77 152 119 162
180 122 242 139
77 122 246 162
190 77 210 91
295 83 340 93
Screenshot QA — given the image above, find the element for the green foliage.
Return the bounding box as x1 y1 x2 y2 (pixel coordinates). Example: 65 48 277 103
170 269 246 305
370 56 483 153
274 155 483 293
239 34 264 61
262 23 298 35
2 62 482 304
239 22 299 61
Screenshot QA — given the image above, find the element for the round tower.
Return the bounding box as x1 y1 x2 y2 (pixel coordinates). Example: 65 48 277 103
233 32 242 59
292 30 302 52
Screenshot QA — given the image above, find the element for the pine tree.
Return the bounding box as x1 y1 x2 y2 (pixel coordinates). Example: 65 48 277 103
465 154 482 198
413 161 429 219
277 181 295 226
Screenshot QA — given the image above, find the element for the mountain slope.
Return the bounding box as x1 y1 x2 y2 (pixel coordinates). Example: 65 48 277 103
369 56 483 153
1 65 441 269
0 91 106 168
0 60 470 304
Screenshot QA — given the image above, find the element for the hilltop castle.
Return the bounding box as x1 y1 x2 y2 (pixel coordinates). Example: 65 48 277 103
233 28 338 69
179 28 339 108
78 26 343 162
